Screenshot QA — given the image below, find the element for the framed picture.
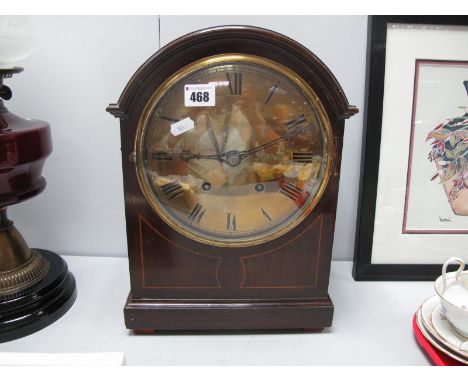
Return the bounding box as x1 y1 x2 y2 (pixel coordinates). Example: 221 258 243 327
353 16 468 280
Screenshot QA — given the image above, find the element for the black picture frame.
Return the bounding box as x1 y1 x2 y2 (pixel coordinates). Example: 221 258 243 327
353 15 468 281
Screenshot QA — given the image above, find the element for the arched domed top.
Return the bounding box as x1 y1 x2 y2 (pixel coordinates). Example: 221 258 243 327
107 25 357 121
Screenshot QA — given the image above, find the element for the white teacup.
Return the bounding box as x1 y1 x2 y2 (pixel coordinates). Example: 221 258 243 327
434 257 468 338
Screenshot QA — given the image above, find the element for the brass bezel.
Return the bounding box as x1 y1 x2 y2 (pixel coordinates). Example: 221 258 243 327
135 54 334 247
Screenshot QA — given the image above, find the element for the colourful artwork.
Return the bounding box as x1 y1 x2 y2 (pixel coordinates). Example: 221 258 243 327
403 61 468 233
426 83 468 216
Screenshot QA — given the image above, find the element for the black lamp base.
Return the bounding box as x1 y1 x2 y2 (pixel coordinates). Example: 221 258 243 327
0 249 76 343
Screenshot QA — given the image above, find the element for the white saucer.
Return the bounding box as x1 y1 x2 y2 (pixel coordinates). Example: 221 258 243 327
432 305 468 354
420 295 468 360
416 309 468 365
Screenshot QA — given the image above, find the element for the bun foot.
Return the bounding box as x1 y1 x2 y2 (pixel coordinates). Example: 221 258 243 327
133 328 156 334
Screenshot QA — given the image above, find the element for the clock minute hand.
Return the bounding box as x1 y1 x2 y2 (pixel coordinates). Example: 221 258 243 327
238 119 307 159
238 136 287 159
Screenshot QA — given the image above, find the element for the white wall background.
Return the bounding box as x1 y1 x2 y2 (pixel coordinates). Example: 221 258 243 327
7 16 367 260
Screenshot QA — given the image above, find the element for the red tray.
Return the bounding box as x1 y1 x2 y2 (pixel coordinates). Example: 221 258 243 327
413 313 464 366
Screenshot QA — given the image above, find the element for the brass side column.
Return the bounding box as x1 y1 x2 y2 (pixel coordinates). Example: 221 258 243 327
0 207 48 297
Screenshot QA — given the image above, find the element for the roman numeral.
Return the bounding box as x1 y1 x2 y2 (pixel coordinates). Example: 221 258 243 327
160 180 184 200
226 212 237 231
188 203 206 224
161 115 180 123
260 208 272 224
226 73 242 95
152 151 173 160
280 182 303 202
287 115 308 136
292 152 314 163
264 81 280 105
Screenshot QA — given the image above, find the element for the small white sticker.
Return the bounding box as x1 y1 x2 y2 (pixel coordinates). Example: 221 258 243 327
170 117 195 136
184 84 216 107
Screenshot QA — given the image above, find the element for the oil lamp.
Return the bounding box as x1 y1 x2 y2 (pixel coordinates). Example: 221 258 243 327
0 16 76 342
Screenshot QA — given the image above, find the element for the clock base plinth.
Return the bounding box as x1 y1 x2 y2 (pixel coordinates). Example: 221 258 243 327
124 294 333 331
0 249 77 343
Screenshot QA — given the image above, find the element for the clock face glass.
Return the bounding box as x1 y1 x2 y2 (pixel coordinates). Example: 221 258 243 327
136 54 332 246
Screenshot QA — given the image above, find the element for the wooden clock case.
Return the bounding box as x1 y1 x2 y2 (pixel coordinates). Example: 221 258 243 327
108 26 357 331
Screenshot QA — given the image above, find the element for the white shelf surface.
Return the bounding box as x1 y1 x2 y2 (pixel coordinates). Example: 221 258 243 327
0 256 433 365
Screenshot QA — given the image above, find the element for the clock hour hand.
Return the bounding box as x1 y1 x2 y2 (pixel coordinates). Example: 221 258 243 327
205 115 223 162
221 105 233 153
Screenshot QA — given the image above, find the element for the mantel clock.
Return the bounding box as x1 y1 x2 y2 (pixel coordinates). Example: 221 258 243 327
108 26 357 331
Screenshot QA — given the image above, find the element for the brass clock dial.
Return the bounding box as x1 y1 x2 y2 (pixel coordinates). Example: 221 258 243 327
136 54 333 247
